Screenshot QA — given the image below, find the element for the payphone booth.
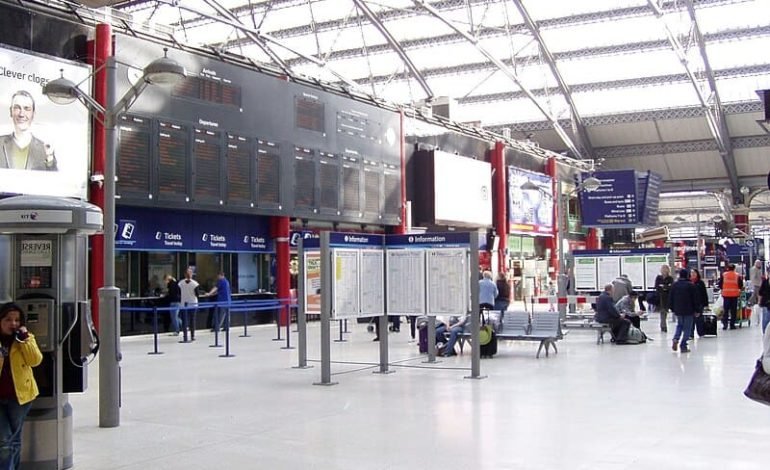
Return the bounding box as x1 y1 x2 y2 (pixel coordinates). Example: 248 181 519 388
0 195 102 470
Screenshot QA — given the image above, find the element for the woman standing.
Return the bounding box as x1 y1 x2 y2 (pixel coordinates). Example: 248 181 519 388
0 302 42 469
655 264 674 332
690 268 710 338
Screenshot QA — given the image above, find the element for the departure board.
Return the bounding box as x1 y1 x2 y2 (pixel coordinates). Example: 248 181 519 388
256 139 280 207
226 134 251 205
295 96 325 133
193 128 221 202
383 167 401 217
116 115 151 197
172 75 242 107
318 151 339 211
342 156 360 213
337 110 380 143
294 147 316 209
364 164 381 215
157 121 188 200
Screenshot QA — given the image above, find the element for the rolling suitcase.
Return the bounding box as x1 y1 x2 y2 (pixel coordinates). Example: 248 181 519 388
418 325 428 353
697 314 718 337
479 331 497 358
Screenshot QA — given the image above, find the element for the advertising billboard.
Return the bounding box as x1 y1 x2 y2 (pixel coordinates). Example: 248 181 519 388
507 166 554 235
0 44 91 199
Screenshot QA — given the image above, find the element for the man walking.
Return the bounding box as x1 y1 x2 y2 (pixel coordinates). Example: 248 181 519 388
669 269 698 353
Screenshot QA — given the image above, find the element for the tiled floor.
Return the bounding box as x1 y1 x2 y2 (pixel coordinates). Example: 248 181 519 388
68 313 768 469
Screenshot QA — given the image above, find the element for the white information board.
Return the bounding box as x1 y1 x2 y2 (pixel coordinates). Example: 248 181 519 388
644 255 669 290
574 257 598 291
331 249 360 319
386 250 426 315
621 256 645 290
426 248 468 316
597 257 621 288
303 252 321 315
360 250 385 316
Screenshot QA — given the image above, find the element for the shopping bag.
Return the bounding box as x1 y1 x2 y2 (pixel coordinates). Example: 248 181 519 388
713 295 724 318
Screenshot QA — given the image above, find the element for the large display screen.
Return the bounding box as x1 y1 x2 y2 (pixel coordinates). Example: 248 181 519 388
0 44 91 199
193 128 221 202
295 95 325 133
433 150 492 227
225 133 251 205
117 115 151 198
157 120 188 201
256 139 280 207
507 167 554 235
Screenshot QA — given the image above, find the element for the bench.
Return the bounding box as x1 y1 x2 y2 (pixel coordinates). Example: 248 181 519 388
591 322 613 344
458 311 561 358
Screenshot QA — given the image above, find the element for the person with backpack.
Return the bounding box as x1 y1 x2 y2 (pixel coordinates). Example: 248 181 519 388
669 269 698 353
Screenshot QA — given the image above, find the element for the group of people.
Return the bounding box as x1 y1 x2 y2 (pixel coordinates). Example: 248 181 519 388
160 268 231 335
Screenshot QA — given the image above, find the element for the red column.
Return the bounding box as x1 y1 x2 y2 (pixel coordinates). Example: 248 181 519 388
586 228 600 250
492 141 507 273
271 216 291 326
89 23 112 331
734 210 749 238
545 157 558 279
395 111 407 234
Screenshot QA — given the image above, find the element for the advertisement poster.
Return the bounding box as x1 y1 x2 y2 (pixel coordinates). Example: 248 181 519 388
304 252 321 314
0 45 91 199
507 167 554 235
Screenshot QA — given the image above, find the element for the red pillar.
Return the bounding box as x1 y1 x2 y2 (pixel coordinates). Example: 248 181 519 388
492 141 507 273
395 111 407 234
89 24 112 331
734 209 749 238
586 228 600 250
271 216 291 326
545 157 558 279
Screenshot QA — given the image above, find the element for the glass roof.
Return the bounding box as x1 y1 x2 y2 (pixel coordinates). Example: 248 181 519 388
119 0 770 129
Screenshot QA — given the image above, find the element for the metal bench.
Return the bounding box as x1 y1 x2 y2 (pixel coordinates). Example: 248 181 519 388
459 311 561 358
591 322 612 344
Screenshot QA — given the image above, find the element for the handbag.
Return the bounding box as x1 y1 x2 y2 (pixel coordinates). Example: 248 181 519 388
743 359 770 406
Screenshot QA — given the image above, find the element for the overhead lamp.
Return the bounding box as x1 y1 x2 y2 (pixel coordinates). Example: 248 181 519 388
740 185 750 196
42 71 79 105
673 216 687 223
142 48 186 86
581 176 601 192
520 180 540 191
712 215 724 223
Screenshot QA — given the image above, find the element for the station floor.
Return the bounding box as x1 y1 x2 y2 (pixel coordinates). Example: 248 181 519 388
69 311 769 470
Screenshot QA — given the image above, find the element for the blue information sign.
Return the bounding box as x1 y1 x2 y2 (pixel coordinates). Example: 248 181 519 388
387 232 471 247
580 170 639 228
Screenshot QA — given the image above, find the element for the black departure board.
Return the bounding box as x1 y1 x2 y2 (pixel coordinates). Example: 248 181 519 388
256 139 280 207
342 156 360 213
116 115 151 197
318 151 339 211
226 134 251 205
384 167 401 217
364 164 380 215
193 128 221 202
337 110 380 143
295 96 325 133
294 146 316 208
158 121 188 200
173 75 242 107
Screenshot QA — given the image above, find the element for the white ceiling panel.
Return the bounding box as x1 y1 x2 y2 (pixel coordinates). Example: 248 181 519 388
664 152 726 180
734 148 770 177
588 122 661 147
726 111 767 137
654 117 713 142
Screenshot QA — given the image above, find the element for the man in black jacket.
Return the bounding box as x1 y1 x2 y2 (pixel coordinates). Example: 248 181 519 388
595 284 630 342
669 269 698 353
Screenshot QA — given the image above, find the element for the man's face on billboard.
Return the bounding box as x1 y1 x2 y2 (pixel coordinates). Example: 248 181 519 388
10 94 35 132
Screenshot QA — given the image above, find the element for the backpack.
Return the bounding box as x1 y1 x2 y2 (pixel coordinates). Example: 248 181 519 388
621 326 647 345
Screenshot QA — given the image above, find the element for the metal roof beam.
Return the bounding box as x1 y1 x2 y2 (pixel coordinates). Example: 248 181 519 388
595 134 770 159
647 0 739 197
513 0 593 158
351 0 433 100
411 0 583 160
660 175 768 193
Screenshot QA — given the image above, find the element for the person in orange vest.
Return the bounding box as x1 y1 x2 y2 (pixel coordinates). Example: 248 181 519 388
718 264 743 330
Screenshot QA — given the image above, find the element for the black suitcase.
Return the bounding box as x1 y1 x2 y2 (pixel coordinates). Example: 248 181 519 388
697 314 718 337
480 331 497 358
418 326 428 353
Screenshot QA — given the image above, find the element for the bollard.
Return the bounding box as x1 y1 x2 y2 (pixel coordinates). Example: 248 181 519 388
148 307 163 355
282 305 294 350
272 304 283 341
220 309 235 358
334 319 347 343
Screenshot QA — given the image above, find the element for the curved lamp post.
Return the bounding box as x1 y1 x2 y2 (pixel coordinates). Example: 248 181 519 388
43 48 185 428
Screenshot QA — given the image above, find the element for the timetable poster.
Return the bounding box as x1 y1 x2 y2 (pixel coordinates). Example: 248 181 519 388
386 250 426 315
620 256 645 290
426 249 468 316
359 250 385 316
574 257 598 291
644 255 669 290
597 256 621 288
332 249 360 319
304 252 321 314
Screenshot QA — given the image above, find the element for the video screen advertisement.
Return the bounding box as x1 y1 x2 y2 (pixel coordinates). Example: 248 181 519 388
507 167 554 235
0 44 91 199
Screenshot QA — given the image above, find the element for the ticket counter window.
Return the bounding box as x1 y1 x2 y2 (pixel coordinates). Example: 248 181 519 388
147 252 176 296
195 253 222 292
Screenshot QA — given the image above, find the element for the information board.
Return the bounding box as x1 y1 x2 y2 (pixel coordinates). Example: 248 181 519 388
117 115 151 198
304 251 321 314
426 249 468 315
294 147 316 209
574 257 598 291
331 249 360 319
157 121 188 201
256 139 280 207
386 250 426 315
621 256 645 289
645 255 669 290
193 128 221 202
225 133 251 205
580 170 638 228
359 250 385 316
597 256 621 288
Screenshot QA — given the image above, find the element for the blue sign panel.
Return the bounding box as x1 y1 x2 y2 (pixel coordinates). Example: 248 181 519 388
329 232 384 247
642 171 662 226
290 230 319 247
579 170 639 228
387 232 471 247
115 207 271 252
574 248 670 256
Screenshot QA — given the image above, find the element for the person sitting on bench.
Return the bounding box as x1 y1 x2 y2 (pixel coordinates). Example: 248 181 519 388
595 283 631 342
615 291 642 328
435 314 468 357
